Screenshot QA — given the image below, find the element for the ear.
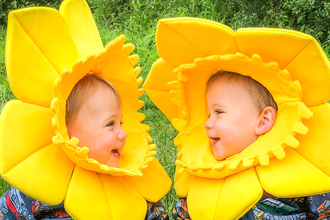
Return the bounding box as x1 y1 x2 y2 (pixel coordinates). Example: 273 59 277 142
255 106 276 135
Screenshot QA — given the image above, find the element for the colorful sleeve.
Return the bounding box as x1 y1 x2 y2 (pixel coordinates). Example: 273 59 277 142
0 187 35 220
171 197 256 220
0 187 71 220
172 198 191 220
307 193 330 220
145 200 169 220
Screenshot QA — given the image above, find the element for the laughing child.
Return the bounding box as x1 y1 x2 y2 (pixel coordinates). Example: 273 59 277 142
0 74 169 220
144 17 330 220
172 71 330 220
0 0 172 219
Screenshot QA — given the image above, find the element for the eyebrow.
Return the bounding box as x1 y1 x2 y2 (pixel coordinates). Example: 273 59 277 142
213 103 223 107
103 114 117 123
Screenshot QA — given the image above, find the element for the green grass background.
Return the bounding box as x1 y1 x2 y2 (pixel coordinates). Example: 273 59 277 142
1 0 330 218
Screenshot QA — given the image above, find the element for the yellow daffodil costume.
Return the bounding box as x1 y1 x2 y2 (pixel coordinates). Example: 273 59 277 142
0 0 171 219
144 17 330 220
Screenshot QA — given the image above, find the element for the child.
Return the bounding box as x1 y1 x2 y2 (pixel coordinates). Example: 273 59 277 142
0 74 169 220
172 71 330 219
144 17 330 220
204 71 277 162
65 74 126 168
0 0 172 219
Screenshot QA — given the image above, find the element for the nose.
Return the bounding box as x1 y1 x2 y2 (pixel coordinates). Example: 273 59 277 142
117 127 127 140
204 117 213 129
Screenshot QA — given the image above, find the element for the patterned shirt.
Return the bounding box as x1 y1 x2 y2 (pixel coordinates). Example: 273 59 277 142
0 187 169 220
172 191 330 220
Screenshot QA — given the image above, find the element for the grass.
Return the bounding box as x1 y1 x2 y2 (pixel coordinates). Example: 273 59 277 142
142 93 179 214
1 0 330 219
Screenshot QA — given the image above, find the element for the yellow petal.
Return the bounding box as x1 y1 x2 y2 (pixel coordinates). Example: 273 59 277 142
123 157 172 202
174 169 196 198
65 166 112 219
256 147 330 197
236 28 312 69
2 143 74 205
6 7 78 107
65 166 147 220
101 175 147 219
187 168 262 220
60 0 103 58
286 40 330 106
236 28 330 106
143 58 179 121
187 177 225 220
173 66 215 132
0 100 54 174
295 104 330 177
157 17 238 66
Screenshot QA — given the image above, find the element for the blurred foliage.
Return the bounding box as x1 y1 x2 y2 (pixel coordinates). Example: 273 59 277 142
1 0 330 45
85 0 330 46
228 0 330 44
0 0 63 26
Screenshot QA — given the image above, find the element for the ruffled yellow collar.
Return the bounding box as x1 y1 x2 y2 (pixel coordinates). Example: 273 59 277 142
144 17 330 219
0 0 171 219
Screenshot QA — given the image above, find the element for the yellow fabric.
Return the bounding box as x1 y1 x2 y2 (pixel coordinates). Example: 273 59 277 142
236 28 330 106
144 17 330 219
60 0 104 59
0 101 55 174
5 8 77 108
65 166 147 220
123 157 172 202
256 148 330 197
3 143 74 205
295 104 330 176
0 0 171 219
144 58 179 121
188 168 262 220
173 165 196 198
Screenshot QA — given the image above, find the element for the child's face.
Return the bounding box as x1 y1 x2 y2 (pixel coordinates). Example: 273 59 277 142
68 83 126 167
204 78 260 161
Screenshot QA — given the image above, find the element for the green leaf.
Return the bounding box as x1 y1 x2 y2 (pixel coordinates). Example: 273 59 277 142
297 15 304 24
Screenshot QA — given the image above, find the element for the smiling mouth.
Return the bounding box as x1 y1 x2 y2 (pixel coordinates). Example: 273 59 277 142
111 149 121 158
210 137 220 147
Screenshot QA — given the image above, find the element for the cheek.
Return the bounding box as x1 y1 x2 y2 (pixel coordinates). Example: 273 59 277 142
213 120 228 136
214 120 240 146
87 134 115 163
83 131 115 153
98 132 116 150
68 122 95 146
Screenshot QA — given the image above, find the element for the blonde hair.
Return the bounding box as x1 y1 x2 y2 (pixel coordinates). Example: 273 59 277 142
207 71 278 112
66 74 121 126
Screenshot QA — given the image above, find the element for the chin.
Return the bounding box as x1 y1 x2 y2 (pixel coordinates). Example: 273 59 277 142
214 155 226 161
213 150 226 161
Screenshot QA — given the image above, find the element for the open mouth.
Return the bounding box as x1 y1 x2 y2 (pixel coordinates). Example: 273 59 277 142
111 149 121 158
210 137 220 147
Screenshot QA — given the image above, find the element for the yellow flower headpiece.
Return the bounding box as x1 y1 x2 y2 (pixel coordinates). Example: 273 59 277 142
0 0 171 219
144 17 330 220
